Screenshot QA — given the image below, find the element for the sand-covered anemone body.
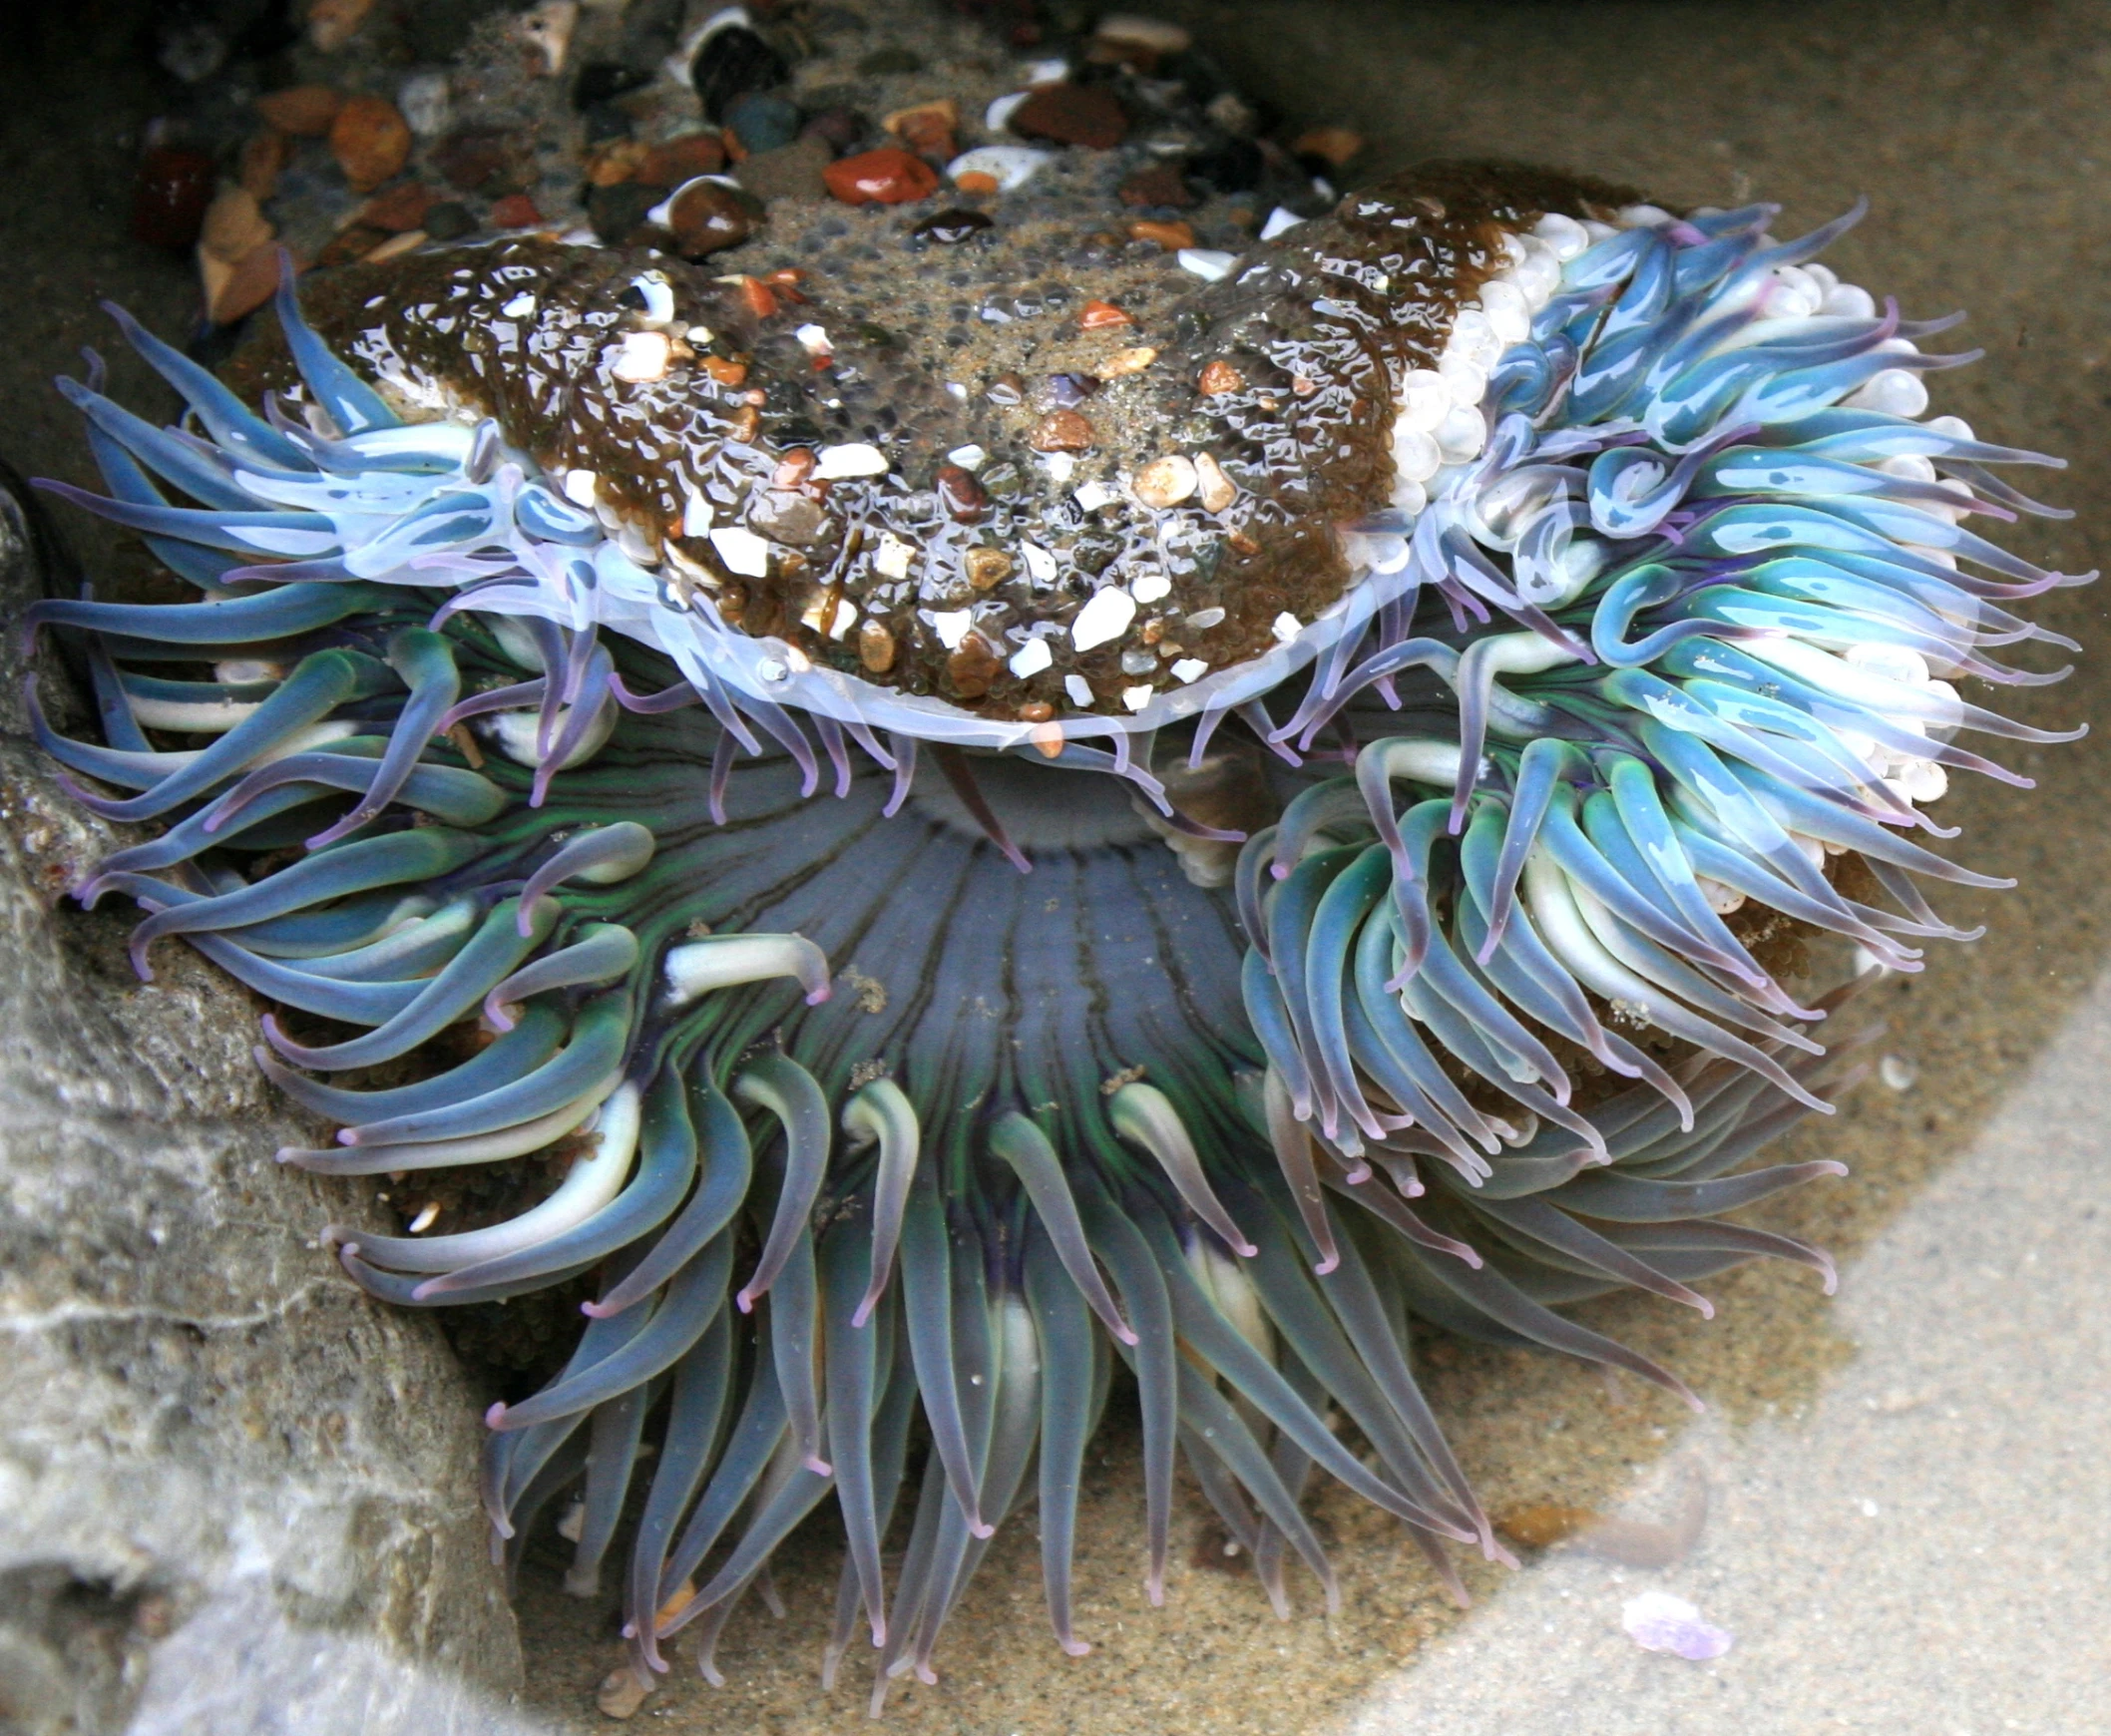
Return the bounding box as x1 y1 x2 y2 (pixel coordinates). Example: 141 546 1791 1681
23 161 2089 1704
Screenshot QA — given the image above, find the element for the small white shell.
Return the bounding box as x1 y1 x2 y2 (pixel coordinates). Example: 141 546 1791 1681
946 145 1054 192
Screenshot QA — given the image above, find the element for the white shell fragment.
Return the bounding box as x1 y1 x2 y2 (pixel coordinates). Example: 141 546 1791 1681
793 322 833 357
501 291 538 318
708 524 771 577
562 469 598 507
1008 637 1053 677
946 145 1055 192
1621 1591 1734 1661
1073 478 1118 512
609 329 672 383
1070 586 1137 651
1271 612 1301 643
1130 571 1172 604
1121 684 1154 711
813 442 889 479
1177 247 1238 281
872 533 916 580
1170 657 1208 683
931 609 974 651
947 443 989 470
1259 207 1304 240
1063 673 1094 706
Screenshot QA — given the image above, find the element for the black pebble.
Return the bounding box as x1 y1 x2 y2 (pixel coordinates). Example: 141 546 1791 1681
574 60 650 110
912 209 995 245
1188 136 1265 195
422 201 474 241
692 24 790 125
581 102 633 145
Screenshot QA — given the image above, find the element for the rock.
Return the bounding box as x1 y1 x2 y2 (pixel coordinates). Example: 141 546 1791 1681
489 193 543 228
306 0 377 53
664 179 764 258
636 131 725 186
912 208 994 244
883 99 957 160
689 20 789 125
1193 450 1237 512
237 130 288 202
821 145 936 206
198 239 281 325
1132 453 1198 507
965 547 1013 589
0 476 523 1735
1292 125 1364 168
1198 358 1245 395
422 201 474 241
947 633 1003 698
200 188 273 263
732 136 833 204
572 60 649 110
432 130 535 196
329 95 412 194
1008 84 1128 150
1118 161 1196 209
1029 409 1096 452
726 91 803 155
130 147 216 251
937 466 987 522
314 224 390 268
1077 298 1131 330
397 71 452 139
586 182 662 245
945 145 1050 194
256 84 344 136
1092 13 1192 56
358 181 437 232
1097 344 1158 377
798 107 865 153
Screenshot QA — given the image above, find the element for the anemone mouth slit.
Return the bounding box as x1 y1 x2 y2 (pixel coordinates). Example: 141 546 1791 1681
21 160 2087 1700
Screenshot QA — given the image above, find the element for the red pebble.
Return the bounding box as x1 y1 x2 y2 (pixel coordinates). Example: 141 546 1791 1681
822 146 940 207
489 193 542 228
131 147 216 251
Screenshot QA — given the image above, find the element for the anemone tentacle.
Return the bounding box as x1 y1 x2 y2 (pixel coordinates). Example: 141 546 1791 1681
23 168 2085 1699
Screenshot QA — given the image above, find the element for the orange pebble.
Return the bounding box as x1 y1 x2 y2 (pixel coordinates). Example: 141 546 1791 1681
737 275 779 318
703 356 748 386
1198 359 1245 396
1078 299 1132 330
1127 219 1194 251
954 171 1000 195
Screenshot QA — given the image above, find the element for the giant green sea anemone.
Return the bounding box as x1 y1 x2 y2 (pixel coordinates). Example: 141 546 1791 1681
23 163 2088 1707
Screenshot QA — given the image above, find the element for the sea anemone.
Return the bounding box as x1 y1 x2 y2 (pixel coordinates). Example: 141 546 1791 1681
23 162 2087 1706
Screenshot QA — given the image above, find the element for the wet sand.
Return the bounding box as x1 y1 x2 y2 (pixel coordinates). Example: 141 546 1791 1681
4 1 2109 1731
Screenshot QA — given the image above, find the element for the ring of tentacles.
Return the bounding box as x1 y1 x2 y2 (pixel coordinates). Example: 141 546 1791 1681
22 163 2088 1705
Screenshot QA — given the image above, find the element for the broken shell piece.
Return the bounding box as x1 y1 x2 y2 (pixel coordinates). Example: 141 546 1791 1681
1009 637 1053 677
946 145 1054 193
1070 586 1136 651
610 329 673 383
517 0 579 75
812 442 889 479
708 524 770 577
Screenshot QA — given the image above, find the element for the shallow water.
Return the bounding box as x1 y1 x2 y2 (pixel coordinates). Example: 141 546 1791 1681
5 0 2108 1730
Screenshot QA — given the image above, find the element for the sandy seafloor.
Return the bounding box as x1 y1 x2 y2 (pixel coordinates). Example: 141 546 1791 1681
4 1 2111 1731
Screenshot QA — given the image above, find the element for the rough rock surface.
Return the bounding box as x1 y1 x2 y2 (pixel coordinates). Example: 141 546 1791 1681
0 471 524 1733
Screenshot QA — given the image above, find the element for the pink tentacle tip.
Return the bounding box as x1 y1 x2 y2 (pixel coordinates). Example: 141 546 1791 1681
484 1401 508 1429
804 1456 833 1478
1144 1572 1166 1607
804 985 832 1006
733 1288 757 1314
484 995 519 1032
1060 1639 1090 1658
1313 1253 1341 1276
969 1518 995 1540
1232 1238 1260 1258
1113 1323 1141 1348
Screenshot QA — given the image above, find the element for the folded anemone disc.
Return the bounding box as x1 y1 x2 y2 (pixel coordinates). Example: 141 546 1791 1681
27 156 2087 1702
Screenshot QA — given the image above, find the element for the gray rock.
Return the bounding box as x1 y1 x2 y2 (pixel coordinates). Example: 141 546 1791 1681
0 471 524 1733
